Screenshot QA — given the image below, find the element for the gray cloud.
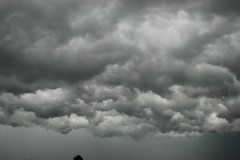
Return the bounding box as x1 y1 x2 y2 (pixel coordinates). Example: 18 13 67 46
0 0 240 138
202 0 240 16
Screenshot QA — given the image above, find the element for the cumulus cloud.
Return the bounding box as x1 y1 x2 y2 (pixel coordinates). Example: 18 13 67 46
0 0 240 138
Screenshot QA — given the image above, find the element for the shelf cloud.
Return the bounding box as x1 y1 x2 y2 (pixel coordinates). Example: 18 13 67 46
0 0 240 139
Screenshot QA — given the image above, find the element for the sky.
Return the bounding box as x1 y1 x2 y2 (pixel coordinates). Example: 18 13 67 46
0 0 240 159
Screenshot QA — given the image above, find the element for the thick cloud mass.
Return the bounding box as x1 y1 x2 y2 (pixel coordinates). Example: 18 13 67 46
0 0 240 138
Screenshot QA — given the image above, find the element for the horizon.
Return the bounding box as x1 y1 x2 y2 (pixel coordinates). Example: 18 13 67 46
1 125 240 160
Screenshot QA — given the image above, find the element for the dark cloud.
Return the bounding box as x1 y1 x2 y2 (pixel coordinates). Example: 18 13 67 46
118 0 240 18
204 0 240 16
0 0 240 138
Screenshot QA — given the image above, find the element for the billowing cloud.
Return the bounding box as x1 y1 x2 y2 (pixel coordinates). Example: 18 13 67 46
0 0 240 139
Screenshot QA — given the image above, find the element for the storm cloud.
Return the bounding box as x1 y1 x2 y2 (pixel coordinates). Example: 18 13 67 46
0 0 240 139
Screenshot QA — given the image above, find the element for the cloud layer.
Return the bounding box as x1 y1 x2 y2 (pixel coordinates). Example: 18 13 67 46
0 0 240 138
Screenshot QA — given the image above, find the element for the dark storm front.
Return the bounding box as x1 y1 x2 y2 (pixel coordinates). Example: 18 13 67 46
1 0 240 160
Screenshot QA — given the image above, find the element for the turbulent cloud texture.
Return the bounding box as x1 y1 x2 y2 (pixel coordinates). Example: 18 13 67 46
1 0 240 138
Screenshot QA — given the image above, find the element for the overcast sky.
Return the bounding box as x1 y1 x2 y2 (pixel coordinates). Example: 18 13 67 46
0 0 240 159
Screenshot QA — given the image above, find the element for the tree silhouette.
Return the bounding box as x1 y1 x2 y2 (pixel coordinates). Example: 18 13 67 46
73 155 83 160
